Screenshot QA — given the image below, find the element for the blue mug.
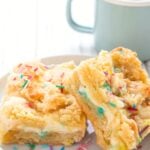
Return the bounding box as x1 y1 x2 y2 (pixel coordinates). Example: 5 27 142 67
66 0 150 61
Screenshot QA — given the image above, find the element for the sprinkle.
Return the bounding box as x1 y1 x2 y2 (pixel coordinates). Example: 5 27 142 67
26 65 32 69
97 107 105 116
87 120 94 134
78 88 89 101
102 82 112 92
18 66 24 73
27 143 36 150
118 86 122 90
48 78 52 82
39 131 48 138
26 102 34 108
12 145 18 150
20 74 24 79
60 146 65 150
132 104 136 109
41 144 49 149
114 67 122 73
127 106 137 112
56 84 64 93
109 102 116 107
44 65 49 69
49 145 53 150
76 145 87 150
27 75 32 80
138 137 142 144
13 77 17 80
78 136 92 150
103 72 108 76
76 138 92 150
34 67 38 72
21 79 29 89
56 85 64 89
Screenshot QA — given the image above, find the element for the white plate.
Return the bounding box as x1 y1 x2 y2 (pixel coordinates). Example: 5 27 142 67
0 55 149 150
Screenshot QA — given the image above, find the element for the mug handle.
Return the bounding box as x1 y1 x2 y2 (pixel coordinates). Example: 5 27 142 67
66 0 94 33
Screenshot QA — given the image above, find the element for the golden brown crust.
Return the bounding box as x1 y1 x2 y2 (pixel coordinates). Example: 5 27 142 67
0 61 86 145
111 47 149 83
66 47 150 150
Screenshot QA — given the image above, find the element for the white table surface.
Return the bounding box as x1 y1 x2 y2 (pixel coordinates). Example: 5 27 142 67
0 0 150 77
0 0 97 77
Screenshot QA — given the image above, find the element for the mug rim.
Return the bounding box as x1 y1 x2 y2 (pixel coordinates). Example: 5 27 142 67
105 0 150 7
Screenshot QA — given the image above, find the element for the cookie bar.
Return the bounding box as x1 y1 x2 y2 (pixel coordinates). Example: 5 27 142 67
0 61 86 145
66 47 150 150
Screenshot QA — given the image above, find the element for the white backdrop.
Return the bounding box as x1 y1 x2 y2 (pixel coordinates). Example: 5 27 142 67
0 0 95 76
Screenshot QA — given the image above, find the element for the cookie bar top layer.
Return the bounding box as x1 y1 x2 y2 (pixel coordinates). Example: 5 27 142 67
0 61 86 145
66 47 150 150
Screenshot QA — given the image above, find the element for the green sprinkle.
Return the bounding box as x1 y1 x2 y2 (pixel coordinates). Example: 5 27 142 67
97 107 104 116
56 85 64 89
102 82 112 92
114 67 122 73
132 104 136 109
27 143 36 150
20 74 24 79
109 102 116 108
78 88 89 100
21 80 29 89
39 131 48 139
12 145 18 150
60 146 65 150
41 144 49 148
138 137 142 143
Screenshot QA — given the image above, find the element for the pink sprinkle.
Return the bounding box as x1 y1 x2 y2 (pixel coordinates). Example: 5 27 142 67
104 72 108 76
13 77 16 80
76 145 87 150
34 67 38 72
49 145 53 150
44 65 49 69
28 75 32 80
77 136 92 150
25 65 32 69
118 86 122 90
48 78 52 82
26 102 34 108
18 67 24 73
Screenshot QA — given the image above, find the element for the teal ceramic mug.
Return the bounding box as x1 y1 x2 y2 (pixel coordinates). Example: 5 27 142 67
66 0 150 61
